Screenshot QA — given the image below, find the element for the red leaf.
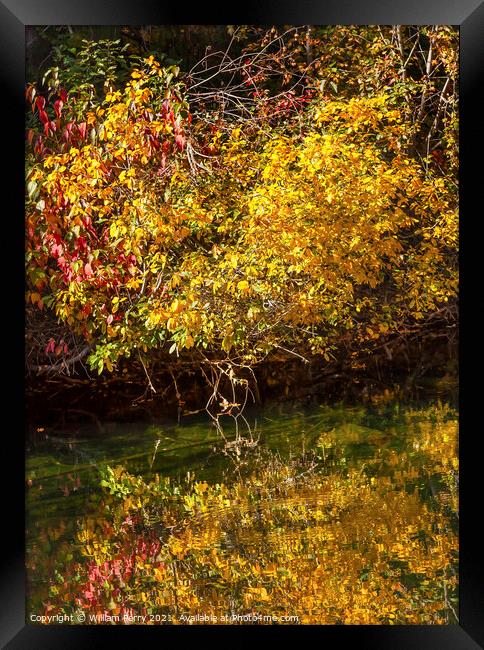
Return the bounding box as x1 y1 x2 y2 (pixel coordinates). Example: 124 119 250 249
78 122 87 139
38 110 49 125
45 338 55 355
107 314 114 325
59 88 68 103
84 262 93 277
50 242 63 257
54 99 64 119
35 96 46 112
175 134 186 151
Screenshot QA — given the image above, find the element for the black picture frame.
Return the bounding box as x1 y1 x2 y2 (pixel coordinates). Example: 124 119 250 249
1 1 482 647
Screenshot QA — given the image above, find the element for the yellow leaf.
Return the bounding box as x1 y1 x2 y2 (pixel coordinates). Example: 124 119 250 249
222 333 233 353
171 299 185 314
185 334 194 348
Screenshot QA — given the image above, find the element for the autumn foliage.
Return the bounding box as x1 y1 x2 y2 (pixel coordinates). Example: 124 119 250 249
25 27 458 380
29 405 458 624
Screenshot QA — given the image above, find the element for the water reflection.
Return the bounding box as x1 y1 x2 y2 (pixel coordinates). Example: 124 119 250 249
26 401 458 624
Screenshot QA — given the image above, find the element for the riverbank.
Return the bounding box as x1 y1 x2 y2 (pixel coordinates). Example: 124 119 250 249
26 335 457 433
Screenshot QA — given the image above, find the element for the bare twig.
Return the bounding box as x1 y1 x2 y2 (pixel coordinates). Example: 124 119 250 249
138 352 157 393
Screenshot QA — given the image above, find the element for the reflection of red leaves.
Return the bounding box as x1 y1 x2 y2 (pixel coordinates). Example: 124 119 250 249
149 135 160 150
84 585 95 602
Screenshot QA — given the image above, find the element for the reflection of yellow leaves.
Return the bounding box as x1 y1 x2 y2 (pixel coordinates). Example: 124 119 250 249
237 279 249 293
45 407 458 625
169 537 187 560
153 566 166 582
243 586 270 607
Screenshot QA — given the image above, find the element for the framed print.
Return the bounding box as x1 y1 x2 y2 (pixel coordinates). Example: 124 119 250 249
1 0 483 647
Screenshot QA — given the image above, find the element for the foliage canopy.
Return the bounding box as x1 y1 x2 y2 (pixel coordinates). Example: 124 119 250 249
25 26 458 385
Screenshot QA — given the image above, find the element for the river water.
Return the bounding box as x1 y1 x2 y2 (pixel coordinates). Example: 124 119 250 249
26 398 458 625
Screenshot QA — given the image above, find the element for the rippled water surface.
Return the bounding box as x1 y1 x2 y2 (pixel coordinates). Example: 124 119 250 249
26 400 458 625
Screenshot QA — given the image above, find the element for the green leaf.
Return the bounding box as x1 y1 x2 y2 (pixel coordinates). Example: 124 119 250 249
27 180 38 198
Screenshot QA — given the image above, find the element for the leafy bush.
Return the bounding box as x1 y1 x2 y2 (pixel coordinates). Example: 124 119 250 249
25 27 458 383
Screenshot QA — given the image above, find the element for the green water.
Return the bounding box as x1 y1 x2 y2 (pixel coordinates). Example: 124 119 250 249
26 399 459 623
